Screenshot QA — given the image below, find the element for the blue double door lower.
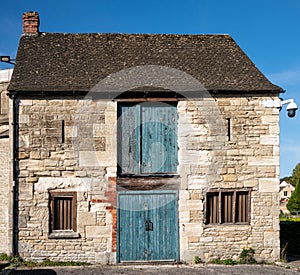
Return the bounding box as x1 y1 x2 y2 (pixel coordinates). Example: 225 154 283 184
118 191 179 262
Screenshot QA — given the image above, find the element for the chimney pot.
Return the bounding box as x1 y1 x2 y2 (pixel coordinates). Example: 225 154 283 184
22 11 40 35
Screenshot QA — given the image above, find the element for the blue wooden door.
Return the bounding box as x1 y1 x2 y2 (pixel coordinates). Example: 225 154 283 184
141 103 177 174
118 191 179 262
117 102 178 175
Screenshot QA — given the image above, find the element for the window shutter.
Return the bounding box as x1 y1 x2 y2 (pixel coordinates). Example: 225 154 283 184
54 197 73 230
50 192 77 232
141 103 177 174
207 193 219 224
118 104 140 174
206 190 250 224
221 192 233 223
236 192 248 223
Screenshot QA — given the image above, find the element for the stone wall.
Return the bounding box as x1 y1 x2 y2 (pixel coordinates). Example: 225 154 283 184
16 92 280 263
178 94 280 263
17 98 117 263
0 75 12 255
0 136 10 255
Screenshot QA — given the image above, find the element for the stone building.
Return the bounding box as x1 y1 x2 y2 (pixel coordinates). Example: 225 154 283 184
7 11 283 263
0 68 13 255
279 181 295 213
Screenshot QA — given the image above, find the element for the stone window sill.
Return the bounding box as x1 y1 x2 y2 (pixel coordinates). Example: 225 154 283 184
48 230 80 239
204 223 250 228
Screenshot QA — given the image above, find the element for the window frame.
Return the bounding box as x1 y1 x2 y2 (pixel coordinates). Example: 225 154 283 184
205 189 251 225
49 191 79 239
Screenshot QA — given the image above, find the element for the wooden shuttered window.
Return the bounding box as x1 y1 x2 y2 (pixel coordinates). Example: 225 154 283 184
207 193 219 224
54 197 73 230
236 191 249 223
118 102 178 175
221 192 234 223
50 192 77 231
206 190 250 224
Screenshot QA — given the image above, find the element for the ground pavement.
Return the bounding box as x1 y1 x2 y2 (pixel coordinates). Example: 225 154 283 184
2 262 300 275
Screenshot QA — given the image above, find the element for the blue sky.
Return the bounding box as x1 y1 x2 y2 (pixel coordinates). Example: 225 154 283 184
0 0 300 177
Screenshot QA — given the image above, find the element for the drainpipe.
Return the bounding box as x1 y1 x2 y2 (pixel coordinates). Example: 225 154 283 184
11 92 18 256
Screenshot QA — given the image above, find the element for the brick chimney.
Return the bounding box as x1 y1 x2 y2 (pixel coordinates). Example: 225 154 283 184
22 11 40 35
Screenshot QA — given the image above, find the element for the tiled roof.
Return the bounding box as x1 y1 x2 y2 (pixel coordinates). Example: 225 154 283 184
8 33 283 93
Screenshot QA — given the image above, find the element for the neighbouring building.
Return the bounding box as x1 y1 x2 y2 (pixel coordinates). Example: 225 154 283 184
279 181 295 213
6 11 283 263
0 68 13 254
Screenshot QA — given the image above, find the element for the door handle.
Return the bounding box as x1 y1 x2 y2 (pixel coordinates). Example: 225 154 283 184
145 220 153 231
148 220 153 231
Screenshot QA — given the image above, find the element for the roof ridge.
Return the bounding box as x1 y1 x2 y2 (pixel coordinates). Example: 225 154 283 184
9 33 283 93
35 32 232 36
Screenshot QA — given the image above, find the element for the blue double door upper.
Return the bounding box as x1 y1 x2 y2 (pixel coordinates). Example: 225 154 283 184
117 102 178 175
118 191 179 262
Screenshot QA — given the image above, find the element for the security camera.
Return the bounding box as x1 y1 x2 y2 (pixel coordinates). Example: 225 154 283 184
286 100 298 118
262 98 298 118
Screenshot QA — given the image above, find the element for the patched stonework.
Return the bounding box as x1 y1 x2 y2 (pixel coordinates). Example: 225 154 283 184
15 92 280 264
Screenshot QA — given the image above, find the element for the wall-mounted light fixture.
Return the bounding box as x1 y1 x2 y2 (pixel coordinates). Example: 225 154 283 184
0 56 15 65
263 98 298 118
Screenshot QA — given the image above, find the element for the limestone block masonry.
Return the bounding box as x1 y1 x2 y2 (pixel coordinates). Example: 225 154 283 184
16 92 280 264
0 136 10 254
0 69 13 255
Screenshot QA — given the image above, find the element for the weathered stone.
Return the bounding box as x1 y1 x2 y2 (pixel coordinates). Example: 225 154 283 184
260 135 279 146
65 126 77 138
77 212 96 227
19 152 30 159
223 174 237 182
249 156 279 166
259 178 279 193
227 168 236 174
96 211 106 226
79 151 99 167
189 210 201 222
19 183 33 200
86 226 111 238
13 94 280 264
34 177 92 192
26 177 38 183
